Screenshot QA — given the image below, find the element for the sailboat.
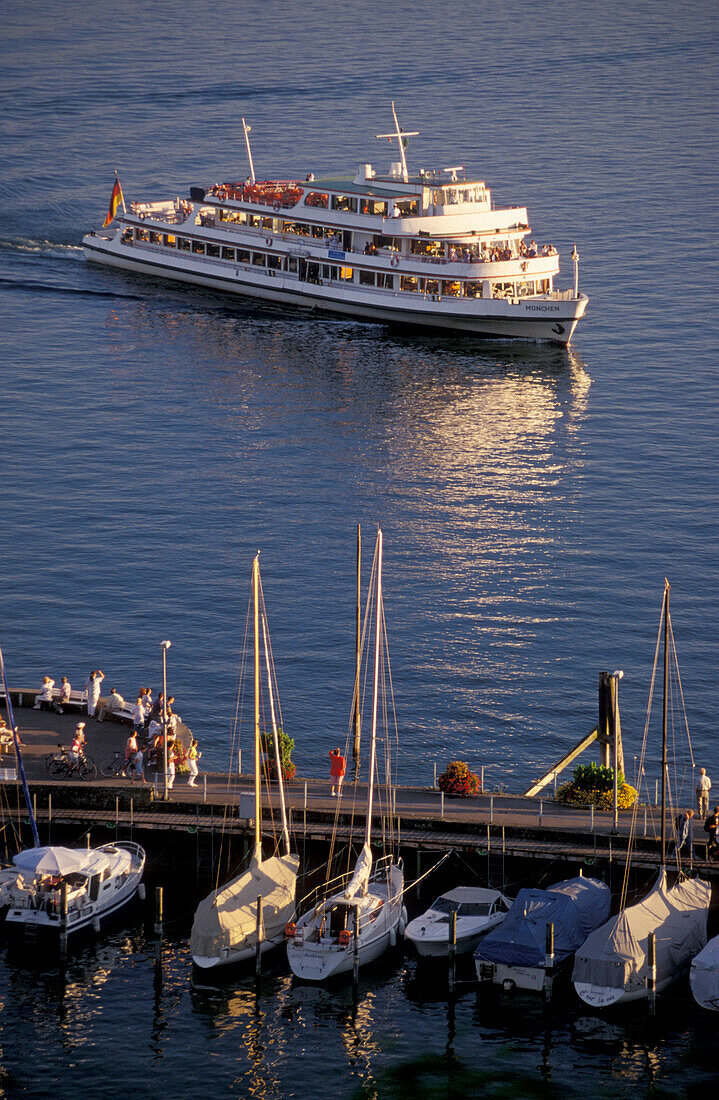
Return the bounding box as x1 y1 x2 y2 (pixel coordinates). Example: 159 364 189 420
287 529 405 982
0 647 146 940
572 581 712 1007
690 935 719 1011
190 554 300 969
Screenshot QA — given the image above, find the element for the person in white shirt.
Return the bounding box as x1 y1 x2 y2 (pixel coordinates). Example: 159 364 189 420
97 687 125 722
85 670 105 717
53 676 72 714
132 697 145 733
33 677 55 709
697 768 712 817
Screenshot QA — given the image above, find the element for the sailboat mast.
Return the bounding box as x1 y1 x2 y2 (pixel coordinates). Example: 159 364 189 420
261 613 290 855
660 579 670 865
253 555 261 856
364 529 382 849
353 523 361 763
0 648 40 848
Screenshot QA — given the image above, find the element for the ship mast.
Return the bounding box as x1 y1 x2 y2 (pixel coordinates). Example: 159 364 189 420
376 102 418 183
242 118 256 185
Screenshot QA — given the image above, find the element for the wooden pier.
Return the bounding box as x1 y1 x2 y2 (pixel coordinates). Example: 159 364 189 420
2 697 717 883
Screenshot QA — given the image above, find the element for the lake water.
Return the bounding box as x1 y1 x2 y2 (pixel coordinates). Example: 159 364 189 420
1 0 718 1094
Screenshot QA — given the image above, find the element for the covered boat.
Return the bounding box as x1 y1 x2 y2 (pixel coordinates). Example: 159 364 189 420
574 871 711 1007
190 555 299 970
405 886 510 958
475 875 611 992
690 934 719 1011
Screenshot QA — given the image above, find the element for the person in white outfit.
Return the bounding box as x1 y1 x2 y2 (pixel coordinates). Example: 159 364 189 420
85 670 105 717
33 677 55 709
187 739 201 787
697 768 712 817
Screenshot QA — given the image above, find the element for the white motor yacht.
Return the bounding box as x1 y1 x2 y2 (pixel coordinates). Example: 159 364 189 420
405 886 510 959
5 842 145 938
83 105 588 345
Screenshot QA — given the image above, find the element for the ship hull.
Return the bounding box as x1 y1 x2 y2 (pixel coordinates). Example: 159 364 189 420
83 237 587 345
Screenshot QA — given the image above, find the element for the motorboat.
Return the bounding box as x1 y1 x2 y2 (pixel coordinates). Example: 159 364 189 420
5 842 145 938
690 934 719 1011
83 105 588 345
475 875 611 993
287 529 405 982
405 886 510 958
190 555 299 969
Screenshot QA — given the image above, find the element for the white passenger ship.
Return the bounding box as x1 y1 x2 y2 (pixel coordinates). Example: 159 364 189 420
83 106 588 344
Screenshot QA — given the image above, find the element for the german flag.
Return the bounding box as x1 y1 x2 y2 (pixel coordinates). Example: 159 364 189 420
103 174 124 227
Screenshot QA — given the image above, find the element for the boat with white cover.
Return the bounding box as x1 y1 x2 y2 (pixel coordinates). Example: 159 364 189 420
406 886 510 958
573 870 711 1007
573 582 712 1008
287 529 405 982
83 104 588 345
690 934 719 1011
190 554 299 969
5 842 145 937
475 875 611 992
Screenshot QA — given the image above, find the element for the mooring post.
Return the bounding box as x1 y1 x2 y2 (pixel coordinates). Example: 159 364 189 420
590 804 594 832
433 762 437 789
481 765 484 791
609 834 613 863
86 831 91 850
154 886 163 935
115 796 119 828
502 825 505 854
60 879 68 958
448 909 457 993
130 797 134 829
490 795 494 825
48 793 52 823
440 791 444 820
647 930 656 1013
644 805 647 837
353 906 360 985
33 793 37 821
255 895 263 979
203 775 207 804
544 922 555 1002
539 800 543 825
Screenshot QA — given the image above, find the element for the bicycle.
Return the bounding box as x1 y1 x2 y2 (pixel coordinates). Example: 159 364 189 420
100 751 135 779
46 746 97 781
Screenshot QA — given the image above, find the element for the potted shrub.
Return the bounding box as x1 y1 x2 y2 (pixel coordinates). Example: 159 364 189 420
556 761 637 809
438 760 481 798
261 728 297 782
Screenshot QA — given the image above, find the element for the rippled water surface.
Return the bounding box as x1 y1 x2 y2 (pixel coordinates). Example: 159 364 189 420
1 0 718 1094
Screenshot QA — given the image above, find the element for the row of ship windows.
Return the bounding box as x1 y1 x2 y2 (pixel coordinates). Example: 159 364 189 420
122 229 549 298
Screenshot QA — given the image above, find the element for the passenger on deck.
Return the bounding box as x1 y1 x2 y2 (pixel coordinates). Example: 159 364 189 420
33 677 55 710
97 687 125 722
53 676 72 714
85 670 105 717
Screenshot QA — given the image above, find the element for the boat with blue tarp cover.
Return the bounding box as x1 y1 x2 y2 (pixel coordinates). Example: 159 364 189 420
474 875 611 992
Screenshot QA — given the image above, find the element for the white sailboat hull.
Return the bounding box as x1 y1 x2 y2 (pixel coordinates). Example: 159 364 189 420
690 935 719 1011
287 864 404 982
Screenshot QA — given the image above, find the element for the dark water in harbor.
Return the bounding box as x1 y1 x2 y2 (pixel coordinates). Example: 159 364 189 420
1 0 718 1095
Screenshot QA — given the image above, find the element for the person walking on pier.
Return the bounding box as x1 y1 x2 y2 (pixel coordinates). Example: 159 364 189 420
133 747 146 784
703 806 719 859
33 676 55 710
696 768 712 818
329 747 346 797
675 809 695 861
187 738 201 787
85 670 104 717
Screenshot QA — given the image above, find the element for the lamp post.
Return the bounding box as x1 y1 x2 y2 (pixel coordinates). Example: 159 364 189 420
161 641 171 800
611 670 624 832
